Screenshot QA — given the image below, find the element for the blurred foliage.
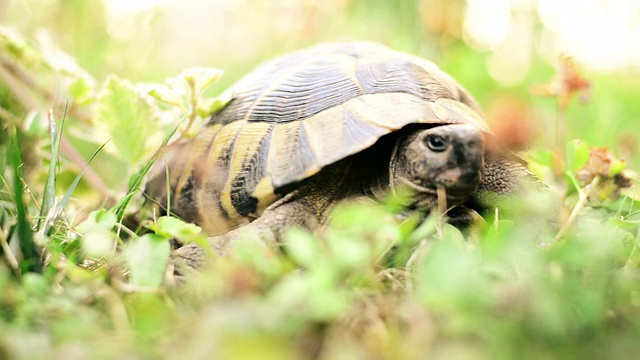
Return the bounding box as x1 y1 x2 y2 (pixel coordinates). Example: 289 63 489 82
1 0 640 359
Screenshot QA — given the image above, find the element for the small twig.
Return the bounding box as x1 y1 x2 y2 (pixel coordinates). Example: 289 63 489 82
552 106 568 183
0 226 19 270
0 53 53 100
436 185 447 215
116 222 138 239
0 176 11 197
19 175 41 212
377 269 407 292
554 175 600 242
555 106 566 158
0 63 40 109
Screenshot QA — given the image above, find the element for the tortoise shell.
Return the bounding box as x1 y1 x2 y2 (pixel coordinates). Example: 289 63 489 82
146 42 491 233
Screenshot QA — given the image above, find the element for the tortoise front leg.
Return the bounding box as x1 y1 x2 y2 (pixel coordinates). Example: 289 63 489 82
174 198 321 269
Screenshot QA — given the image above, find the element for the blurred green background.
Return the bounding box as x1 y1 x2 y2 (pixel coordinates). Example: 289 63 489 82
1 3 640 359
1 0 639 184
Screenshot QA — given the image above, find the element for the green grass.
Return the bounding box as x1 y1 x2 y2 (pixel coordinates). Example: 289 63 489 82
1 179 639 359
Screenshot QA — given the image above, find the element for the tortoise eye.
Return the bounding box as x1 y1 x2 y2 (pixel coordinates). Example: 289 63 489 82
425 134 448 152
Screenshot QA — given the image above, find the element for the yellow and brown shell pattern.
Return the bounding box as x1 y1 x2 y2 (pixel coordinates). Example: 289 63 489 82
146 42 490 235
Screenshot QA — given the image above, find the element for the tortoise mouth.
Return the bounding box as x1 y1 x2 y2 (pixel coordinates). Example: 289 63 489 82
434 169 482 194
396 177 470 204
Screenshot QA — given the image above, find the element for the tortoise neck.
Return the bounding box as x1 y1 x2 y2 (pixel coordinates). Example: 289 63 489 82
348 135 397 202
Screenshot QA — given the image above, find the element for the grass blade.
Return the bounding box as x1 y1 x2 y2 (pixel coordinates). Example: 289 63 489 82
11 131 42 274
37 109 65 232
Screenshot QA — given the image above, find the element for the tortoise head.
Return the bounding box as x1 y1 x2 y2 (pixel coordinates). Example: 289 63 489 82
390 123 485 209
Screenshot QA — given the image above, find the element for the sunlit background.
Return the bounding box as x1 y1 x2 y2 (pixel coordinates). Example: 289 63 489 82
2 0 640 161
5 0 640 79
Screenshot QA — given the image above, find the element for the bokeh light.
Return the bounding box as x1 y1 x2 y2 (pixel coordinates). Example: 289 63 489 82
5 0 640 85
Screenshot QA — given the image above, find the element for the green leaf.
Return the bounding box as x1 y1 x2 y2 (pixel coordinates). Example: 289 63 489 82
146 216 205 244
23 111 48 137
565 139 590 173
80 230 116 259
124 234 170 289
267 271 348 322
68 77 95 106
179 68 223 96
283 228 321 269
326 233 371 271
415 235 491 311
407 214 438 244
95 76 157 165
197 97 231 118
609 160 626 177
76 209 117 234
527 149 554 167
0 27 46 69
606 217 635 230
147 84 185 108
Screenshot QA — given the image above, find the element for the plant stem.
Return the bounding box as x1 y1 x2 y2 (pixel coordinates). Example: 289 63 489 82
0 226 19 270
554 175 600 242
0 63 39 109
182 79 200 138
556 107 565 145
555 104 566 178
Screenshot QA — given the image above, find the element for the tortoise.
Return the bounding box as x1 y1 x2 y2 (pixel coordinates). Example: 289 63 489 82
145 42 530 266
